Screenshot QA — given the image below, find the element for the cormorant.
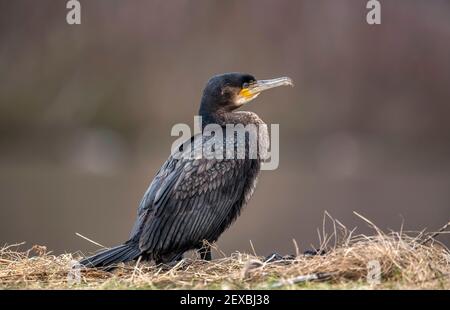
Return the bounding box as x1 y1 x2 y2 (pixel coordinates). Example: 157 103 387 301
79 73 293 268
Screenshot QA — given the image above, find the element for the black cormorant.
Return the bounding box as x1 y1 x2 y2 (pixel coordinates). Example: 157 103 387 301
80 73 293 268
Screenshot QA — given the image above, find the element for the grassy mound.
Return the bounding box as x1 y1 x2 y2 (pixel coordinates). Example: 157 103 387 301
1 215 449 289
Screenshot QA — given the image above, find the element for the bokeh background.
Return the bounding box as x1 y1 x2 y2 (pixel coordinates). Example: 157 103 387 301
1 0 449 257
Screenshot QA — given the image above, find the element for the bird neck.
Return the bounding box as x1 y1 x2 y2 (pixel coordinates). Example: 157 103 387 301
200 110 264 129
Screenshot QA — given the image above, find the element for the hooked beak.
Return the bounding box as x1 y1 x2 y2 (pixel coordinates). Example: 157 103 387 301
238 76 294 104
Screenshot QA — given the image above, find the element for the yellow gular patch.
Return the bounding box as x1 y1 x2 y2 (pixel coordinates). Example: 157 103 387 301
237 88 259 105
239 88 254 99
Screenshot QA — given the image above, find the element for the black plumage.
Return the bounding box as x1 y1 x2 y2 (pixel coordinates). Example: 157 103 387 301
79 73 293 268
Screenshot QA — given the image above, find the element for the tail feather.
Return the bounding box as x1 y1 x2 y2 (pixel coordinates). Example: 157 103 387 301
79 243 141 268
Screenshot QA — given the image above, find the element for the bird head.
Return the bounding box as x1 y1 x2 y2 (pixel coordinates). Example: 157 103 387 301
200 72 294 115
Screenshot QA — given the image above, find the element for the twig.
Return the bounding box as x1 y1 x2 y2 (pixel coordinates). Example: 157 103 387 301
1 242 26 251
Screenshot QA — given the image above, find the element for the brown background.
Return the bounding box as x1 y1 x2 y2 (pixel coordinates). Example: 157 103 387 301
0 0 449 257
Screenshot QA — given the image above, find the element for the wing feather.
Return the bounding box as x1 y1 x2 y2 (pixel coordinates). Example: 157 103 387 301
135 134 251 255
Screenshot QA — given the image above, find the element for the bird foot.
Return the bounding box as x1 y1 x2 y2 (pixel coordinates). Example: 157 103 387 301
303 248 326 257
155 253 186 270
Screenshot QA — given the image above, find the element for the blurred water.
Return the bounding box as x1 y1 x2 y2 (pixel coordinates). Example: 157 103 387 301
0 0 449 255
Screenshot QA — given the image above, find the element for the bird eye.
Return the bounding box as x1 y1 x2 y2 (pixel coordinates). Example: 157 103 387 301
242 82 249 89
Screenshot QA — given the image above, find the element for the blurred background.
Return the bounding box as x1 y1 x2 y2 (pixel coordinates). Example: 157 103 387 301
0 0 449 257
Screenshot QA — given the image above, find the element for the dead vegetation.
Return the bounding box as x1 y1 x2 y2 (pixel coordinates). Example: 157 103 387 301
1 213 449 289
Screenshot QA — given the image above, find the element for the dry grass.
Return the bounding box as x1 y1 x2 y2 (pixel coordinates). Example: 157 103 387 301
1 214 449 290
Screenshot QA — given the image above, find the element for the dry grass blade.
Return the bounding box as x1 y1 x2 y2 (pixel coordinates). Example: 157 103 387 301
75 233 108 249
270 272 334 289
419 221 450 246
1 216 449 289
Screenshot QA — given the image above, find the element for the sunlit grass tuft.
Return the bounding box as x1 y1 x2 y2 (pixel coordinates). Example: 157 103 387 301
1 214 449 289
